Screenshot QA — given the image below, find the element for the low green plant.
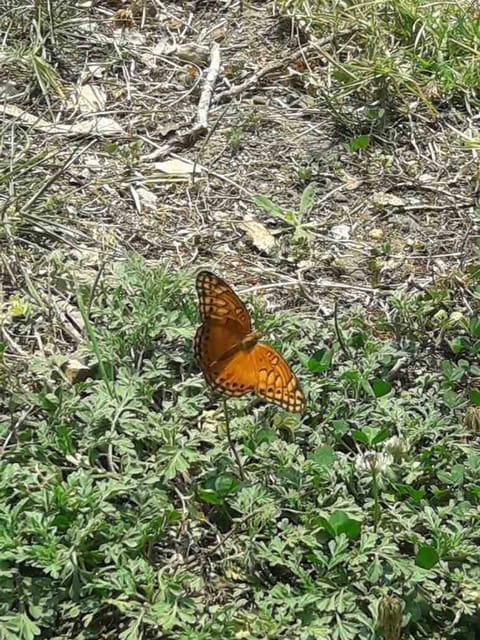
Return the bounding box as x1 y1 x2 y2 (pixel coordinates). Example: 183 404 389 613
2 257 480 639
254 182 316 243
278 0 480 126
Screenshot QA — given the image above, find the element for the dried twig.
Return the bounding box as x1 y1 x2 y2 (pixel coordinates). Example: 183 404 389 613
242 279 392 297
213 31 352 103
141 43 221 162
213 44 315 103
197 42 221 130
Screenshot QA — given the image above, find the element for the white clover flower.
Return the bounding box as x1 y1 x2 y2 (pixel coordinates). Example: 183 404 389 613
384 436 409 461
355 451 393 474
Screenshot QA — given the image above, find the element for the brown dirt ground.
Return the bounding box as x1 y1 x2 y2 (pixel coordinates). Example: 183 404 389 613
1 0 479 360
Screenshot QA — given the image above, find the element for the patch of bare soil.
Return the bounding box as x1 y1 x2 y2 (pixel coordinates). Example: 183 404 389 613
1 0 479 361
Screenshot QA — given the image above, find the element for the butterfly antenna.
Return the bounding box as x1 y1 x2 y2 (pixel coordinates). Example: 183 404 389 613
222 398 246 482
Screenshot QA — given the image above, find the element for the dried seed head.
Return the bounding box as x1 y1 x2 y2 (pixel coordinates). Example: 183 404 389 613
464 406 480 433
378 595 402 640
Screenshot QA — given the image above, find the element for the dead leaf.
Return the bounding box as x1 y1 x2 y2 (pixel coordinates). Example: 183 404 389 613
77 117 124 135
369 228 384 240
151 41 209 65
153 158 199 176
373 192 405 208
342 175 362 191
67 84 107 113
86 63 106 79
240 217 276 254
111 8 135 30
131 186 158 213
418 173 435 184
210 26 227 42
4 105 125 137
0 82 20 100
174 43 209 65
329 224 351 241
62 359 93 384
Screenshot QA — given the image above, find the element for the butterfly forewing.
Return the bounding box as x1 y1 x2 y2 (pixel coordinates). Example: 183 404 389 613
196 271 251 334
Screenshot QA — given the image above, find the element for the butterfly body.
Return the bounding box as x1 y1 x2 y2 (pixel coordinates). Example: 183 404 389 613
209 329 263 366
195 271 305 413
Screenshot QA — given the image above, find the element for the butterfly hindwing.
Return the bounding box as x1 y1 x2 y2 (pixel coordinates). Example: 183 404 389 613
195 320 246 378
201 341 304 412
200 335 257 397
251 343 305 413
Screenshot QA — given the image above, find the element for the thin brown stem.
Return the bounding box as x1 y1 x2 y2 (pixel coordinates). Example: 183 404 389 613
223 399 246 481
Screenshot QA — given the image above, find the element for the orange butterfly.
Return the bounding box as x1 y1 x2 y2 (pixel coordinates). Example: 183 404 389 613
194 271 305 413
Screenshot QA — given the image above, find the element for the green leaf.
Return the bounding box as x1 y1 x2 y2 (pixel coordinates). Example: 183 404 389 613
448 337 469 354
361 377 375 397
329 511 361 539
349 135 370 151
310 446 335 468
469 388 480 406
415 545 439 569
350 332 367 348
215 473 239 496
342 369 359 383
162 448 191 480
396 484 425 502
352 426 389 446
19 614 41 640
332 420 349 437
367 107 385 121
39 392 60 412
119 619 142 640
254 195 285 220
333 68 353 83
437 464 464 486
254 427 276 445
469 317 480 337
367 557 382 583
441 360 465 384
307 348 333 373
197 489 222 505
371 427 389 445
341 518 361 540
352 429 369 445
316 516 335 538
299 183 316 214
372 378 392 398
443 389 463 409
